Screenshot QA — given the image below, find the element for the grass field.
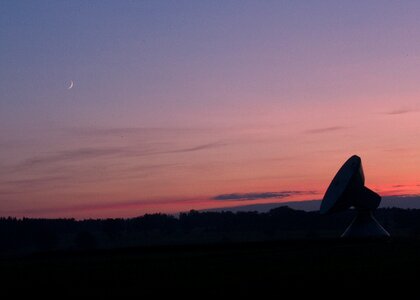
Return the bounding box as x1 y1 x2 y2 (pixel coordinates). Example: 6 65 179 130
2 237 419 296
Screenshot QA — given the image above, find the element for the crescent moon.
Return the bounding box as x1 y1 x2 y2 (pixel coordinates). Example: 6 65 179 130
67 80 74 90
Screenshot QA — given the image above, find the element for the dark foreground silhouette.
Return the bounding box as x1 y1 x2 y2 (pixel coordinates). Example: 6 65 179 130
2 206 420 295
2 206 420 255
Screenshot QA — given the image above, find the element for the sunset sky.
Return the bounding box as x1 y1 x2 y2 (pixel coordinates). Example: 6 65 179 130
1 1 420 219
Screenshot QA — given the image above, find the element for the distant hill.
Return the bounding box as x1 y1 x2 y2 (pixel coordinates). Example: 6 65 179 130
203 195 420 213
203 199 321 213
381 195 420 209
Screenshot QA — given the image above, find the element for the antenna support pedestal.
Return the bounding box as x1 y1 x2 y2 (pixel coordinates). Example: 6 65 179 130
341 210 390 239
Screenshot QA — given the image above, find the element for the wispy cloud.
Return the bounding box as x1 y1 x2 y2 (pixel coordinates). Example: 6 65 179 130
169 141 228 153
20 147 124 168
0 162 181 195
387 183 420 189
212 191 314 201
0 175 73 195
385 108 417 115
0 124 234 197
16 141 228 170
304 126 347 134
65 126 216 138
68 127 166 136
4 175 70 188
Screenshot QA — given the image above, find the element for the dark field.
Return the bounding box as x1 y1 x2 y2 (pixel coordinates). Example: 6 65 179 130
2 238 419 296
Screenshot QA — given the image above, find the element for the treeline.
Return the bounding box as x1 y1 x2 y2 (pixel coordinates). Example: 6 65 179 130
1 206 420 255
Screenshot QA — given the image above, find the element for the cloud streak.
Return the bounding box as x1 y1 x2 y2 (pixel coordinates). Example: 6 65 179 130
212 191 314 201
4 175 70 188
169 141 228 153
16 141 228 170
385 108 418 115
20 147 124 168
65 126 219 138
304 126 347 134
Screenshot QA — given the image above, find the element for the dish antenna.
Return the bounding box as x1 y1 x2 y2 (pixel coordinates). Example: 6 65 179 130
320 155 390 238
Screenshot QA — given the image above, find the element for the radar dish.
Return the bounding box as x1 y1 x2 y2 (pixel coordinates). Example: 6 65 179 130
320 155 390 238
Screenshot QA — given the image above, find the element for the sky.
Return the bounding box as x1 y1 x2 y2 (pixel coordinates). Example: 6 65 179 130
1 1 420 219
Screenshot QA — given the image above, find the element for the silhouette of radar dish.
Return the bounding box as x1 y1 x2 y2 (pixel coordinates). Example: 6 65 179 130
320 155 390 238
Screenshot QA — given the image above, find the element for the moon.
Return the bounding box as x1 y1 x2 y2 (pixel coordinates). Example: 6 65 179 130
67 80 74 90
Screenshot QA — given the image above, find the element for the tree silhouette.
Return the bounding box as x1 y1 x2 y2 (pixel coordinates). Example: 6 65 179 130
2 206 420 255
74 231 97 250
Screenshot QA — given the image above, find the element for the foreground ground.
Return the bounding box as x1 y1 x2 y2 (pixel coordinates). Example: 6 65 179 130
1 237 419 295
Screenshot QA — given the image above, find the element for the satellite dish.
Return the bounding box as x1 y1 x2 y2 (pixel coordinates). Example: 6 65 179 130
320 155 390 238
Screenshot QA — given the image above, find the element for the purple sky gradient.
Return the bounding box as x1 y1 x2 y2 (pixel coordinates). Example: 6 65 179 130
1 1 420 218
